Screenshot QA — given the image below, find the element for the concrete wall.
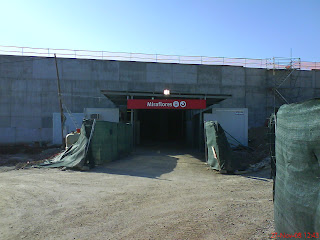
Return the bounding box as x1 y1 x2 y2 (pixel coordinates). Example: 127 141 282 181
0 54 319 144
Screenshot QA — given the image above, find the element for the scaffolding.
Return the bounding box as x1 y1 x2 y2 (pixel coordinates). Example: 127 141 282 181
269 57 301 113
268 57 301 185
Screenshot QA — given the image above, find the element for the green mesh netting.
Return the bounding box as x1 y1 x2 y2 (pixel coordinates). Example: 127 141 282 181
274 99 320 234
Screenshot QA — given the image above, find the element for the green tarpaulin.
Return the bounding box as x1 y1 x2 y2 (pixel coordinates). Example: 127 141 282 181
205 121 241 172
41 120 94 169
41 120 132 169
274 99 320 235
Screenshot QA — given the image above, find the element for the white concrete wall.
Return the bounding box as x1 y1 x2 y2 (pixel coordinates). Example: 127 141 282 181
204 108 248 147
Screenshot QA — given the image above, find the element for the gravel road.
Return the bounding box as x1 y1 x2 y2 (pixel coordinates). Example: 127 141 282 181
0 147 274 240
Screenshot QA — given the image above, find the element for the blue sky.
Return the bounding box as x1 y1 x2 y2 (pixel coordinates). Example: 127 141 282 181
1 0 319 61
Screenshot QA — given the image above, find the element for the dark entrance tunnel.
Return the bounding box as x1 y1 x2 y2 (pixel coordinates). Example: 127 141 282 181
138 109 186 145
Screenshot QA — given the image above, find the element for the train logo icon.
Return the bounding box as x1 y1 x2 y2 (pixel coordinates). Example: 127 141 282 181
173 101 179 108
180 101 186 108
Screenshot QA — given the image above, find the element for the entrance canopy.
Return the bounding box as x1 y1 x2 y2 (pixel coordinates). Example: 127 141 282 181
100 90 231 109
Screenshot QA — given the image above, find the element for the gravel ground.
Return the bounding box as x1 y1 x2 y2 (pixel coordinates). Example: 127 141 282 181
0 147 274 240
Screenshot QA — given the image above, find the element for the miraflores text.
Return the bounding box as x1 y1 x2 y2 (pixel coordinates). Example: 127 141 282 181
147 102 173 107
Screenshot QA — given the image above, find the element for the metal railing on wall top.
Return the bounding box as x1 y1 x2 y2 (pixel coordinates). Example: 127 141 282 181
0 45 319 71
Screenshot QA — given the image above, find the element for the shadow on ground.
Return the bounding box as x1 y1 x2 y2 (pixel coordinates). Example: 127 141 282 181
239 167 272 182
91 146 181 179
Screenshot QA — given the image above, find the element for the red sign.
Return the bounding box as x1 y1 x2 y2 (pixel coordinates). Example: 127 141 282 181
127 99 206 109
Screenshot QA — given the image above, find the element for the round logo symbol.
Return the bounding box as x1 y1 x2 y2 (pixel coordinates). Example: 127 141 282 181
180 101 186 108
173 101 179 108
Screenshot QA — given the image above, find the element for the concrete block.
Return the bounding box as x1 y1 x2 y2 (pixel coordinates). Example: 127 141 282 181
15 128 41 143
128 82 156 92
172 64 197 74
27 79 43 92
41 128 52 142
172 71 197 84
119 61 146 81
119 61 147 82
246 91 266 108
246 75 266 87
314 71 320 88
42 116 53 128
11 93 42 117
219 97 246 108
293 70 312 79
60 58 91 80
60 80 73 93
245 68 266 76
145 71 158 83
296 77 313 88
221 66 245 86
0 117 11 127
265 76 275 88
146 70 172 83
299 88 316 100
221 86 246 99
0 103 10 117
249 108 268 127
97 81 129 91
91 60 119 81
41 94 59 115
0 91 11 103
0 127 15 143
287 71 313 88
33 58 56 79
70 96 111 113
41 79 58 93
119 71 146 82
145 71 159 83
196 85 221 95
0 56 33 79
145 62 158 72
71 98 87 112
0 78 12 94
146 63 173 83
12 79 27 91
71 80 97 93
146 63 172 73
197 65 221 85
11 116 42 128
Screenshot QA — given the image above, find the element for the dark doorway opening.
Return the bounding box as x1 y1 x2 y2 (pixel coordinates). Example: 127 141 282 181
138 109 185 145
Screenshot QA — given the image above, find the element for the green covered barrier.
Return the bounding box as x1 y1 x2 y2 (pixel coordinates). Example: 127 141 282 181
204 121 241 172
91 121 119 164
274 99 320 235
41 120 133 169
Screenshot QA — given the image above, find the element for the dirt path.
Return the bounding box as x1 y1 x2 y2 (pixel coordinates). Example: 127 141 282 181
0 148 274 240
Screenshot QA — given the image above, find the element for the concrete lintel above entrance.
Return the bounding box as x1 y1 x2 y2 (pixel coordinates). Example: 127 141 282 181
100 90 232 107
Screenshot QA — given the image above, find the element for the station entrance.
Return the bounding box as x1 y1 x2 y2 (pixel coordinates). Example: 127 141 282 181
100 90 231 150
138 109 185 144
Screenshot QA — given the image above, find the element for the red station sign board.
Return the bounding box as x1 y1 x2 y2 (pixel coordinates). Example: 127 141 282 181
127 99 206 109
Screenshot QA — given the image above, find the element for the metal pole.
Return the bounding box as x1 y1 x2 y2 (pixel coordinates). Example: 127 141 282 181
204 123 208 162
199 110 203 152
130 96 135 148
54 54 65 147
